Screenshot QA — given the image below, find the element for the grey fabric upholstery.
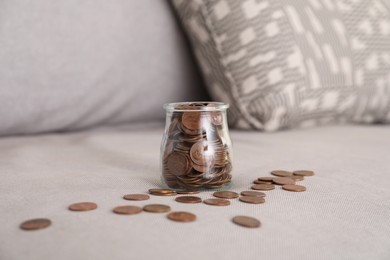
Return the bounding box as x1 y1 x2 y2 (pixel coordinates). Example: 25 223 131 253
0 0 206 136
1 123 389 260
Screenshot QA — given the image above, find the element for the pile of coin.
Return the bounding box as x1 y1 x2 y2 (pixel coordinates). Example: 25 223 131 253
19 170 315 230
162 103 232 190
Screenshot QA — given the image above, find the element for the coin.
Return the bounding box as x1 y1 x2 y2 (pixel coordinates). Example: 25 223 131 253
149 188 177 196
257 177 275 182
272 177 296 185
20 218 51 231
251 184 275 190
282 184 306 192
177 190 200 194
143 204 171 213
123 194 150 201
113 206 142 215
190 140 214 166
239 196 265 204
290 175 304 181
68 202 97 211
167 211 197 222
175 196 202 204
182 112 202 130
253 180 272 184
240 191 266 197
213 191 239 199
232 216 261 228
293 170 315 176
166 152 191 176
203 198 230 206
271 170 293 177
208 111 223 126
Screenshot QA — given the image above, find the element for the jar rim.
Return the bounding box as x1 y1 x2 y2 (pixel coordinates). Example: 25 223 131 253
163 102 229 112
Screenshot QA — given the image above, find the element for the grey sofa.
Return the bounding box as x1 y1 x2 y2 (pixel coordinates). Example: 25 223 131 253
1 1 389 260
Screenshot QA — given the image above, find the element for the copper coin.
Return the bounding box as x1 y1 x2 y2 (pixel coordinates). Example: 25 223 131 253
20 218 51 231
293 170 315 176
239 196 265 204
143 204 171 213
203 198 230 206
271 170 293 177
149 188 177 196
182 112 202 130
290 175 304 181
190 140 214 166
213 191 239 199
282 184 306 192
251 184 275 191
232 216 261 228
68 202 97 211
166 152 191 176
175 196 202 204
208 111 223 126
240 191 266 197
177 190 200 194
253 180 272 184
113 205 142 215
257 177 275 182
167 211 197 222
273 177 296 185
123 194 150 201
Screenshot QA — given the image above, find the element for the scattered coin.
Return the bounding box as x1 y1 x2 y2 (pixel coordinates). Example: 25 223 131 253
253 180 272 184
240 191 266 197
68 202 97 211
293 170 315 176
177 190 200 194
167 211 197 222
272 177 296 185
149 188 177 196
232 216 261 228
175 196 202 204
271 170 293 177
290 175 304 181
123 194 150 201
251 184 275 191
203 198 230 206
20 218 51 231
239 196 265 204
143 204 171 213
257 177 274 182
113 206 142 215
213 191 239 199
282 184 306 192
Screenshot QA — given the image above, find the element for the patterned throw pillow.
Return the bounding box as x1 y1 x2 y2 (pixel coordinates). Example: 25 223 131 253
171 0 390 131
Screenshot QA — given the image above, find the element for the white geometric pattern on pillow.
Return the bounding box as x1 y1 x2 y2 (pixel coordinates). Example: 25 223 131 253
172 0 390 131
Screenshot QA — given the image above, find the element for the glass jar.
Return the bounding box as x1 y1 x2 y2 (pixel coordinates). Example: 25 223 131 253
160 102 233 190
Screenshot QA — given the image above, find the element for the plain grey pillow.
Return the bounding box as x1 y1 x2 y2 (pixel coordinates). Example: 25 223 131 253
0 0 207 136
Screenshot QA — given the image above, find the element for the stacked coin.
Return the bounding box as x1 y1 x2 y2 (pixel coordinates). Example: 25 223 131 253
162 103 232 190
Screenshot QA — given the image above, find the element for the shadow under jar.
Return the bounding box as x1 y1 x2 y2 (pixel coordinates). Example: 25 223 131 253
161 102 233 190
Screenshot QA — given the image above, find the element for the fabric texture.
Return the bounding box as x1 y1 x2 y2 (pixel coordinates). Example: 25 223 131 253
0 0 207 136
171 0 390 131
1 123 389 260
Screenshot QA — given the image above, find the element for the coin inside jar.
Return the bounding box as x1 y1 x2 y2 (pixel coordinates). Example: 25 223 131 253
190 140 214 166
175 196 202 204
167 211 197 222
166 152 192 176
239 196 265 204
203 198 230 206
213 191 239 199
123 194 150 201
232 216 261 228
68 202 97 211
113 206 142 215
143 204 171 213
182 112 202 130
20 218 51 231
